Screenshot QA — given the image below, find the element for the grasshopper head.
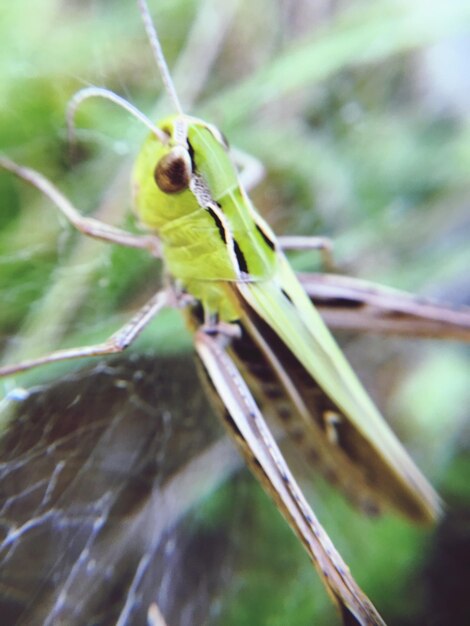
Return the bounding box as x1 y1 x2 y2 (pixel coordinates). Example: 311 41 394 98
132 114 237 234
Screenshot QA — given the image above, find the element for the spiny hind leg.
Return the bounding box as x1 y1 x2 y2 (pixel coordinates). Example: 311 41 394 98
194 326 384 625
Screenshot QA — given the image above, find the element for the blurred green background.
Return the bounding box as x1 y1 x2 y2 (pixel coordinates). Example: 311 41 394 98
0 0 469 625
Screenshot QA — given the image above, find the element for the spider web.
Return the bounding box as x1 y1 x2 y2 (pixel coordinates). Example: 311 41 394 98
0 355 245 626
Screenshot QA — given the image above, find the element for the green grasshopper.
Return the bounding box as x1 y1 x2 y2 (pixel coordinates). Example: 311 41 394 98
0 0 454 623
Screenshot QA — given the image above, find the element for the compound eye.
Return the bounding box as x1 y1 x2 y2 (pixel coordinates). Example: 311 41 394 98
154 146 192 193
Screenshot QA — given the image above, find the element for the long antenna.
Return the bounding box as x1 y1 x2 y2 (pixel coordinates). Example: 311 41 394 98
66 87 169 146
137 0 184 115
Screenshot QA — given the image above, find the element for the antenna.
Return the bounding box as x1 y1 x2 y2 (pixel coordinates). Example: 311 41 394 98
137 0 184 115
66 87 169 146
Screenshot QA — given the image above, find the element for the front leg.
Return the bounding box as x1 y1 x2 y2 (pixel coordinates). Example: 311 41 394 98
0 156 162 258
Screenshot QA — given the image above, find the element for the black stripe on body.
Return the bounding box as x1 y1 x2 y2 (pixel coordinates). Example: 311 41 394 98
186 138 196 170
256 223 275 250
233 239 249 274
206 201 248 277
281 288 293 304
207 206 227 244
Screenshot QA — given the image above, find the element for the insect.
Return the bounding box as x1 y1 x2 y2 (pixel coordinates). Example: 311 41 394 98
1 1 467 624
